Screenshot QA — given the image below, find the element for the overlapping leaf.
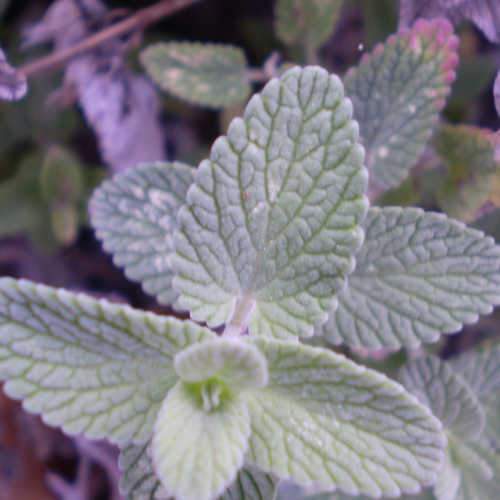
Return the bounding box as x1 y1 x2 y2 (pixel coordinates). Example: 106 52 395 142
90 162 193 305
451 344 500 450
246 339 445 498
119 442 278 500
0 278 214 444
173 66 368 339
141 42 250 108
344 18 458 191
434 125 500 222
275 0 344 49
318 207 500 349
152 382 251 500
400 356 485 439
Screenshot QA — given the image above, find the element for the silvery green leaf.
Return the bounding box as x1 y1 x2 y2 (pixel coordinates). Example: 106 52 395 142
319 207 500 349
173 66 368 339
175 338 268 391
119 442 278 500
399 356 485 440
275 0 344 49
451 344 500 450
246 339 445 497
344 18 458 192
141 42 250 109
152 381 251 500
434 452 461 500
90 162 193 305
0 277 214 444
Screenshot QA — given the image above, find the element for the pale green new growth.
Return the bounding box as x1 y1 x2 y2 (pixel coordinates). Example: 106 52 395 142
400 355 499 500
319 207 500 349
344 18 458 191
0 277 214 444
152 382 251 500
141 42 250 108
246 339 445 497
275 0 344 50
119 442 278 500
90 162 193 305
175 338 268 390
173 66 368 339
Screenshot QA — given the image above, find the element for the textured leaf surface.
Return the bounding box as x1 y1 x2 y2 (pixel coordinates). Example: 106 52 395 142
246 339 445 497
152 382 251 500
141 43 250 108
434 125 500 222
275 0 343 49
319 207 500 349
344 18 458 191
90 162 193 305
451 344 500 450
399 356 485 440
175 338 268 390
173 66 368 339
0 278 214 444
120 442 278 500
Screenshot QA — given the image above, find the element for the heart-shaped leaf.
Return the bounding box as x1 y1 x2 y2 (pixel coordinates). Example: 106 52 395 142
90 162 193 305
152 381 251 500
173 66 368 339
344 18 458 192
141 42 250 108
246 339 445 497
318 207 500 349
0 277 214 444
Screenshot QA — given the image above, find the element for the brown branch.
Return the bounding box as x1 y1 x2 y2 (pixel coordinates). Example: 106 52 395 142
19 0 199 78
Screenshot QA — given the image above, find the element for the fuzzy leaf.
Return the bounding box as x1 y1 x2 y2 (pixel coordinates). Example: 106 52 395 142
173 66 368 339
319 207 500 349
119 442 278 500
246 338 445 497
451 344 500 450
435 125 500 222
399 356 485 440
152 381 251 500
175 338 268 391
0 278 214 444
344 18 458 191
275 0 344 49
141 42 250 109
90 162 193 305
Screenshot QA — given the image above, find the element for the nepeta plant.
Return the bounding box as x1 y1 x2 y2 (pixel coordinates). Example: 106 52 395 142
0 13 498 500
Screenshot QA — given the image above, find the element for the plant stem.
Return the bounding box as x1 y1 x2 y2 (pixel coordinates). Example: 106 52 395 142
19 0 199 78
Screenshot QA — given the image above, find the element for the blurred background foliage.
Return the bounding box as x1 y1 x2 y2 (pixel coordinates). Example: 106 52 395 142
0 0 498 499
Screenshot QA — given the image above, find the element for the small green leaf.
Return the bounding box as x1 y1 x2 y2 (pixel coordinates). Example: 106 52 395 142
152 381 251 500
90 162 193 305
175 338 268 391
400 356 485 440
275 0 344 50
319 207 500 349
434 125 500 222
344 18 458 191
451 344 500 450
0 278 214 444
246 339 445 497
173 66 368 339
119 442 278 500
141 42 250 109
